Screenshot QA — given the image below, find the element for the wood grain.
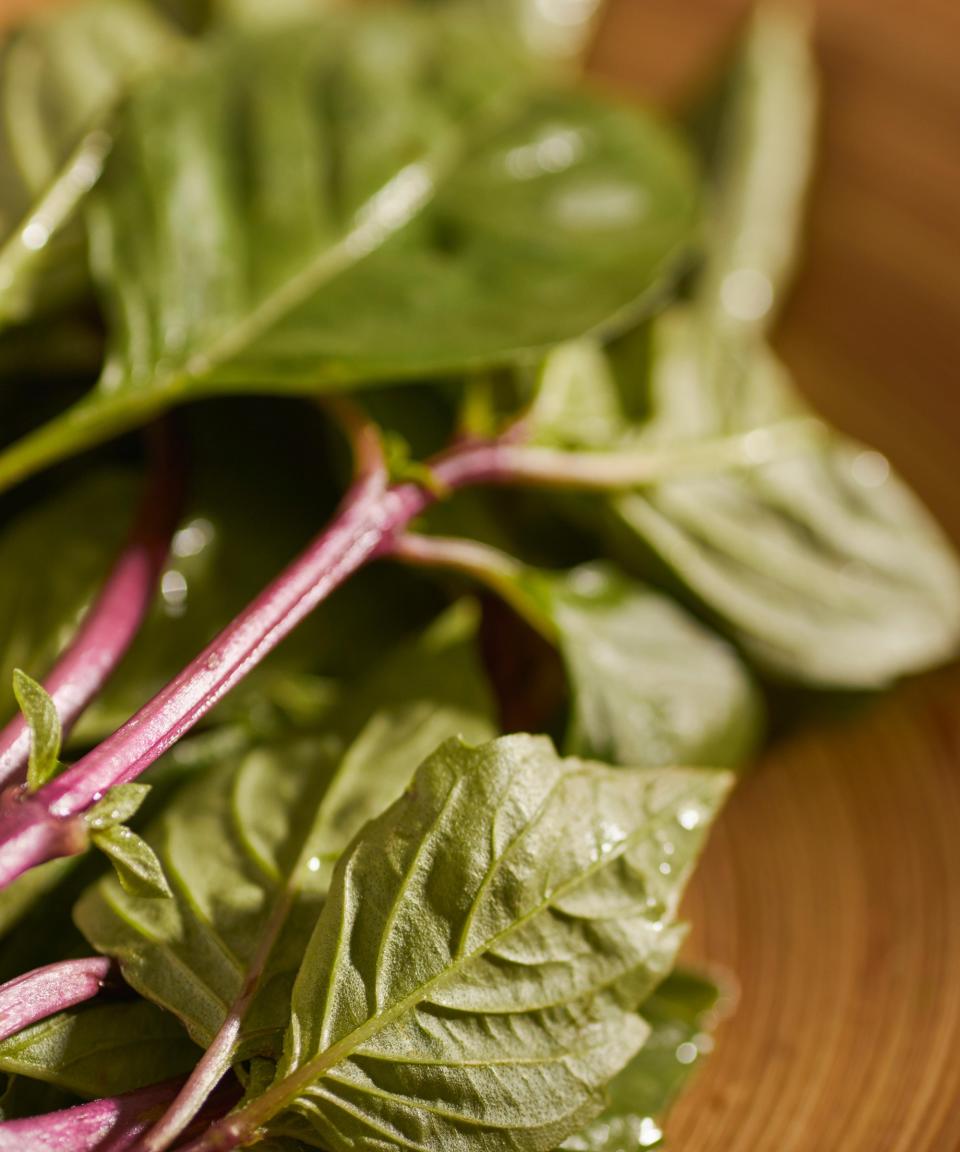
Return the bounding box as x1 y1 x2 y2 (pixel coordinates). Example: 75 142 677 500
591 3 960 1148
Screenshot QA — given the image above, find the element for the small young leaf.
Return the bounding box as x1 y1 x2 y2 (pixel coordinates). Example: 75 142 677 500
85 784 152 831
12 671 61 792
229 735 731 1152
90 827 172 900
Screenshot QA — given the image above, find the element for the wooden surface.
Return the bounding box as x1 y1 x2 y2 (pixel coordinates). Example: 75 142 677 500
3 0 960 1148
591 3 960 1149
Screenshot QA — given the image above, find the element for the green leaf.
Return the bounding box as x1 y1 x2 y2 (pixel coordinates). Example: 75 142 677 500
0 0 179 328
90 825 172 899
527 563 761 767
0 8 698 492
563 969 726 1152
397 539 759 767
244 734 730 1151
600 316 960 690
11 670 61 791
0 998 199 1098
85 783 152 831
74 604 496 1062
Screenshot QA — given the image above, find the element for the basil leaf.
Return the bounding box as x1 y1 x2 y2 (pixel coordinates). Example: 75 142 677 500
601 317 960 690
0 0 179 328
527 563 760 767
0 998 198 1098
0 9 698 492
11 671 61 791
250 734 729 1151
74 605 495 1061
564 969 725 1152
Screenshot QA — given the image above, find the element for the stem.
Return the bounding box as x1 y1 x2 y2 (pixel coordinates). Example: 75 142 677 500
0 425 184 789
389 533 558 642
0 956 114 1043
136 890 298 1152
0 1076 240 1152
0 412 821 886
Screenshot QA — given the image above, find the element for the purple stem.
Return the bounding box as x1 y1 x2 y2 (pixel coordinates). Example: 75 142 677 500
0 426 183 789
0 416 817 887
0 1077 239 1152
0 437 532 887
0 957 115 1043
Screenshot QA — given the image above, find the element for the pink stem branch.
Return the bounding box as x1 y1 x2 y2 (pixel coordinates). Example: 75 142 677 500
0 425 184 788
0 957 115 1043
0 414 821 888
0 1076 239 1152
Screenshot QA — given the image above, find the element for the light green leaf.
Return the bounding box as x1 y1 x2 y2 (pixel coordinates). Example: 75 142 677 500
0 8 698 493
528 563 760 767
74 605 496 1063
0 998 199 1099
12 670 61 791
0 0 179 327
90 825 172 899
564 969 726 1152
245 734 729 1152
397 538 759 767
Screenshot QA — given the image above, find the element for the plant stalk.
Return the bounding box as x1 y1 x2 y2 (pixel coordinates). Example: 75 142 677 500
0 425 183 788
0 412 819 886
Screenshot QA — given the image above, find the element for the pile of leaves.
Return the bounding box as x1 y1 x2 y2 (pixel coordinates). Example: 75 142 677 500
0 1 955 1150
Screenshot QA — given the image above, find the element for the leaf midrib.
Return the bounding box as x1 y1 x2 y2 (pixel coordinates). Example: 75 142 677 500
238 768 701 1134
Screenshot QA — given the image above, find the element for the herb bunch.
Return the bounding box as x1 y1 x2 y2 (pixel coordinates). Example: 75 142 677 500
0 2 955 1151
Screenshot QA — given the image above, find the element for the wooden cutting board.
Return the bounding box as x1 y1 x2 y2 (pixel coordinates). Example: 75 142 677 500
591 3 960 1148
2 0 959 1148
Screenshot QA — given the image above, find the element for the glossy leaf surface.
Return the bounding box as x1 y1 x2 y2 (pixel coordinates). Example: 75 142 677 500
0 0 178 327
256 734 730 1151
0 7 698 492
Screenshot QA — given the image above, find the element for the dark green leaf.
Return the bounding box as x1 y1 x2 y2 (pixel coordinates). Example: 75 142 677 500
74 604 496 1061
0 0 179 328
11 670 61 791
0 998 199 1098
0 9 698 491
253 734 730 1151
0 471 134 728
